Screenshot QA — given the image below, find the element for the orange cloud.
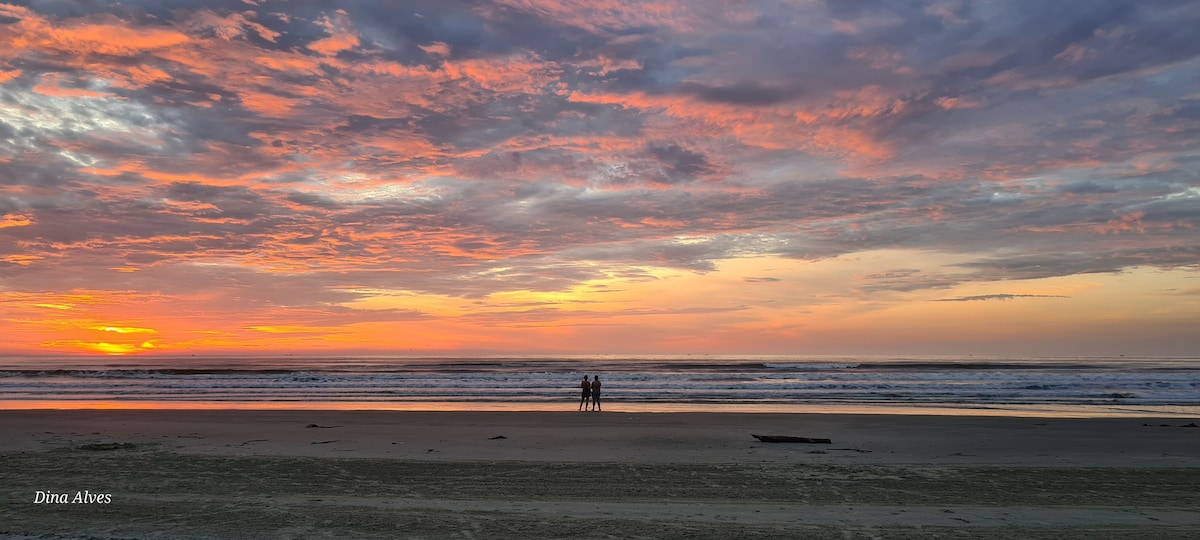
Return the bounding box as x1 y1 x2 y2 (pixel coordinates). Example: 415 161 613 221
443 54 563 94
418 41 452 57
121 65 173 87
307 10 359 56
0 214 33 228
0 6 188 56
253 54 325 74
239 89 305 116
571 87 898 161
31 83 110 98
934 96 987 109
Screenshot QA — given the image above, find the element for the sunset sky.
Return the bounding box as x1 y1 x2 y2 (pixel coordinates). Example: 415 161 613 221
1 0 1198 357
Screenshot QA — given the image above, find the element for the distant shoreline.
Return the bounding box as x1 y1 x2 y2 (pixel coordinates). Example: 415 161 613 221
4 400 1200 417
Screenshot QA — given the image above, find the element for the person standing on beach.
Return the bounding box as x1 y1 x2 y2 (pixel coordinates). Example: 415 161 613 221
579 375 591 411
590 375 602 411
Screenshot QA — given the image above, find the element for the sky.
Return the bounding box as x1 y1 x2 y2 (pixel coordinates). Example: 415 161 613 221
0 0 1198 357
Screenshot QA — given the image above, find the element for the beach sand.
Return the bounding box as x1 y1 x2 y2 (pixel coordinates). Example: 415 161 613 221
2 409 1199 539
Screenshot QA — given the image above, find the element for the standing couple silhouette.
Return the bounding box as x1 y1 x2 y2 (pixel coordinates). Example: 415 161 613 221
579 375 601 411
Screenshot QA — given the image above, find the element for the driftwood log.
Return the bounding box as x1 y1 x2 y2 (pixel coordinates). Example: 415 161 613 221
78 443 137 451
752 434 832 444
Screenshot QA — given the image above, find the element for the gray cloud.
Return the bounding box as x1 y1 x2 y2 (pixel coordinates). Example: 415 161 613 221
956 245 1200 282
676 81 805 106
934 294 1070 302
645 143 715 183
2 0 1199 306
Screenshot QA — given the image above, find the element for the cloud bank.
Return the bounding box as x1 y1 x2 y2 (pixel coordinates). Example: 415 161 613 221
2 1 1198 354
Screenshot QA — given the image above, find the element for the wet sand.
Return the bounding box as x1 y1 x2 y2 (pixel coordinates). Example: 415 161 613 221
2 409 1199 539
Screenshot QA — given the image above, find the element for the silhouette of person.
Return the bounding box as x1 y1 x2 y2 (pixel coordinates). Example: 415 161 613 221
590 375 601 412
579 375 591 411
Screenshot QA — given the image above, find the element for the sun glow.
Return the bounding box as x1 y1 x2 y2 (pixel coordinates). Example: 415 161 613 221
39 340 157 355
89 326 156 334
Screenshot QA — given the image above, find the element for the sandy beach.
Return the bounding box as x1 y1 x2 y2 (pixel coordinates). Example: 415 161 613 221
2 409 1199 539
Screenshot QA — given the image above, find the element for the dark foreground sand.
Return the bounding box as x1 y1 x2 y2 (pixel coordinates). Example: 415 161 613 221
2 409 1199 539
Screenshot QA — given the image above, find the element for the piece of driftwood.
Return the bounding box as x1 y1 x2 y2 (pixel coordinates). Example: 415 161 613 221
751 434 832 444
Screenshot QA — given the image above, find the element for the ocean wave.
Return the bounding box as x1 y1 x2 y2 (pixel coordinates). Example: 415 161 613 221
2 356 1198 408
761 363 860 370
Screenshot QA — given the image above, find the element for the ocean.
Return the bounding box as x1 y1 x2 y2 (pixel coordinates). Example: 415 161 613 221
1 355 1197 417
